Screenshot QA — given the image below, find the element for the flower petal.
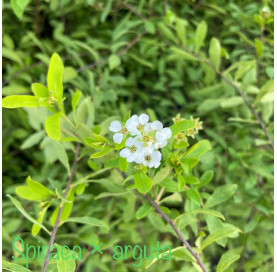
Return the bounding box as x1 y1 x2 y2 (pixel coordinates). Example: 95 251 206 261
113 133 123 144
152 120 163 131
109 121 121 132
152 151 161 162
139 114 149 125
120 148 131 158
125 137 135 147
163 127 172 139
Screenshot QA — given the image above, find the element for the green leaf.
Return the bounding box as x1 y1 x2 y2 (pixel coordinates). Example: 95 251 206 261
200 224 241 250
90 147 112 159
71 90 82 113
16 176 54 202
32 204 50 236
144 21 155 34
186 189 201 206
185 140 212 159
136 203 153 219
170 120 195 136
76 183 86 195
108 54 121 70
119 157 128 172
209 38 221 70
205 184 238 208
153 167 171 185
63 67 77 83
220 97 244 108
2 260 31 272
184 209 225 220
157 22 177 43
3 47 23 65
196 170 214 188
31 83 49 98
57 254 76 272
216 251 240 272
64 216 109 230
45 113 62 141
134 171 152 194
146 246 194 269
47 53 64 101
177 175 186 191
60 189 75 221
195 21 207 52
170 47 199 62
2 95 41 108
255 39 263 59
128 53 154 69
21 131 45 149
10 0 30 19
7 195 50 235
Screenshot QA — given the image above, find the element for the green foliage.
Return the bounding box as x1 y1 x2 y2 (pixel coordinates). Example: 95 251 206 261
3 0 273 271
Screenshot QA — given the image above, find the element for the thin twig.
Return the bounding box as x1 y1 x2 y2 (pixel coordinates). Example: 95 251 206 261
179 46 274 151
41 143 81 272
117 0 147 21
140 193 209 272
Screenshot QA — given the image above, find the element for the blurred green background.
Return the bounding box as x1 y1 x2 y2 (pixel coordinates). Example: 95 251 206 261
3 0 274 271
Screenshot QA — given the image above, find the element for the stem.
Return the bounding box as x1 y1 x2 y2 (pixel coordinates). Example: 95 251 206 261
62 114 76 128
41 143 81 272
140 193 209 272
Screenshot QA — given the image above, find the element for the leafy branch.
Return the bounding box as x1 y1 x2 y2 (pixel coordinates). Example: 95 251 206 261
41 143 80 272
140 193 209 272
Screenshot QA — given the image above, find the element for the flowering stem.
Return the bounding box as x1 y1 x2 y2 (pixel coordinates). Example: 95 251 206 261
139 193 209 272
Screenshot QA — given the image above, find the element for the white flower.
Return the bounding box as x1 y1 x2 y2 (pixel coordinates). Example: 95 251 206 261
119 137 144 163
109 120 128 144
126 114 149 136
155 127 172 142
142 150 162 168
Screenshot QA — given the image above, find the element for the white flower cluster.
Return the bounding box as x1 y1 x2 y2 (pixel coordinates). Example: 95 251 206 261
109 114 172 168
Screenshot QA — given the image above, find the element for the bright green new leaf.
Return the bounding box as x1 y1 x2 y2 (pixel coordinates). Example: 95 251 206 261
47 53 64 101
195 21 207 52
108 54 121 70
16 176 54 202
45 113 62 141
205 184 238 208
2 260 31 272
255 39 263 59
71 90 82 113
31 83 49 98
216 251 240 272
134 171 152 194
76 183 86 195
2 95 41 108
11 0 30 19
57 251 76 272
177 175 186 191
185 140 212 159
209 38 221 70
32 204 50 236
119 157 128 172
7 195 50 235
200 224 242 250
170 120 195 136
64 216 109 230
90 147 112 159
